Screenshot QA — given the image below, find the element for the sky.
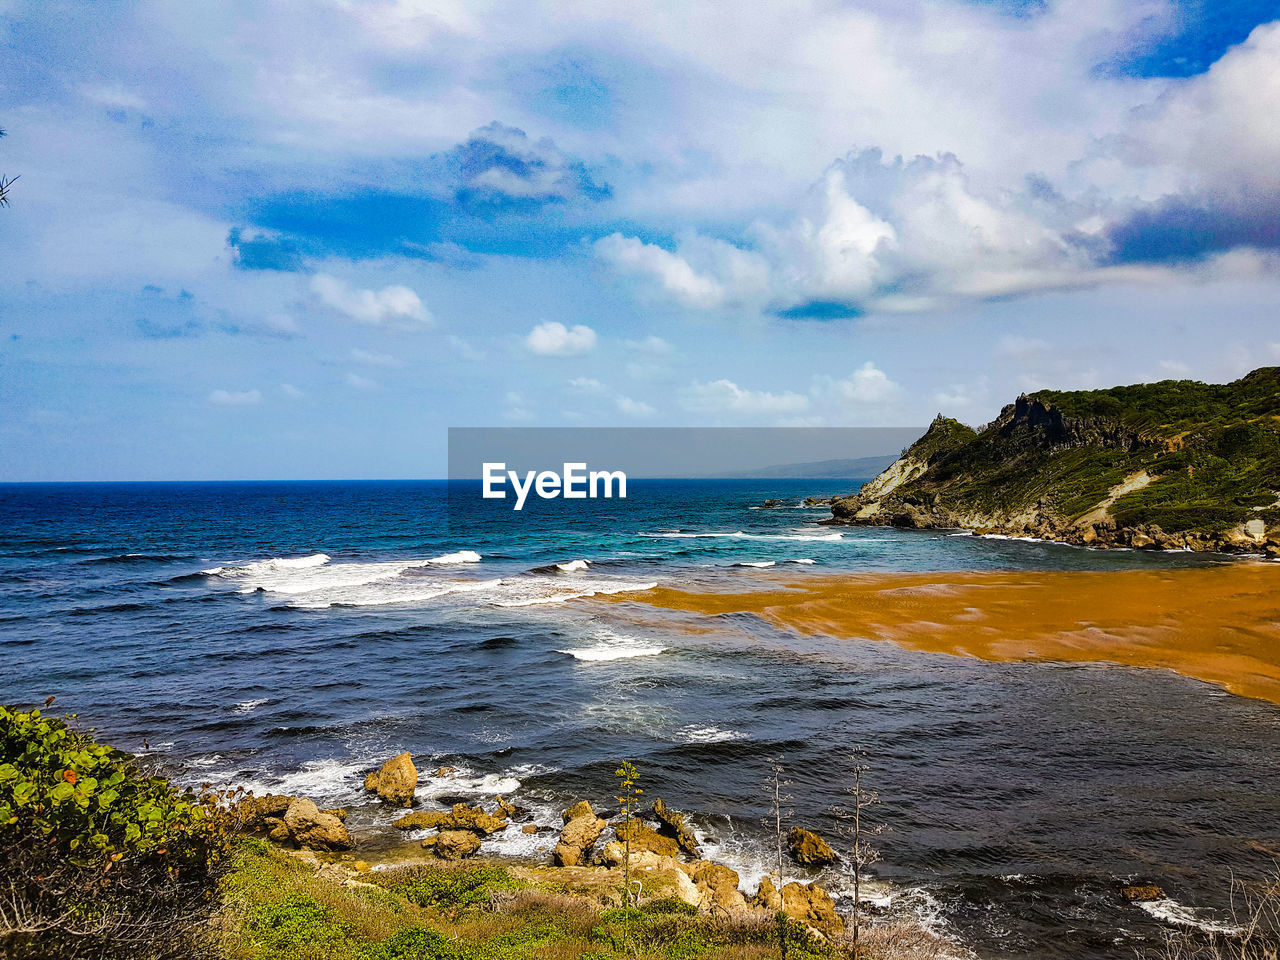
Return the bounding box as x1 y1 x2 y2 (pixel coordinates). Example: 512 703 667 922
2 0 1279 480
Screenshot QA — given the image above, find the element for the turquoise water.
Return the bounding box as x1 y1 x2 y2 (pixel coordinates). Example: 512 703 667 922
1 479 1276 959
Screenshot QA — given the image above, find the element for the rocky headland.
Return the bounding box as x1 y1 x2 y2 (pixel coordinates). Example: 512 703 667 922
824 367 1280 555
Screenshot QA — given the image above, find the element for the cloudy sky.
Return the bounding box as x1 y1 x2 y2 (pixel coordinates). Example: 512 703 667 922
3 0 1279 479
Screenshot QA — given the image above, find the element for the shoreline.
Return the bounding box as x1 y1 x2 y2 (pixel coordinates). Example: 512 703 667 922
605 564 1280 705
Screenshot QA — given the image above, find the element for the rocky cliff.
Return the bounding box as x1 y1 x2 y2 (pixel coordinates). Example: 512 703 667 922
827 367 1280 555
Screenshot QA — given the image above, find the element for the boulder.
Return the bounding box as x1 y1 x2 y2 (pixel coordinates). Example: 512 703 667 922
363 752 417 807
626 851 701 907
780 881 844 937
282 798 352 851
265 817 290 843
554 812 607 866
752 875 783 912
433 829 482 860
652 798 700 857
683 860 749 914
394 803 506 836
236 793 294 829
496 796 517 820
787 826 837 866
614 819 683 859
444 802 508 836
434 765 456 777
521 824 540 835
1122 883 1166 903
394 811 450 831
562 800 595 823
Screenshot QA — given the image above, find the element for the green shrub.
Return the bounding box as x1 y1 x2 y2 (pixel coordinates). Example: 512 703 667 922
360 927 475 960
377 864 520 910
0 705 234 960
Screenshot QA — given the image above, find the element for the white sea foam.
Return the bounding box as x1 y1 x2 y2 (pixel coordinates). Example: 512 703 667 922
428 550 482 564
790 558 816 564
1138 898 1242 934
676 724 747 744
234 698 269 713
203 551 651 609
202 552 331 576
233 757 372 805
558 643 667 662
734 560 776 568
493 578 657 608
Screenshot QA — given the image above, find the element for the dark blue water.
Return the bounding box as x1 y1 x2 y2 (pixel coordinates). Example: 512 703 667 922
2 480 1277 959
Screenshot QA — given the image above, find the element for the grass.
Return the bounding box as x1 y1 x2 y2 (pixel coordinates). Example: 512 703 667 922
216 840 847 960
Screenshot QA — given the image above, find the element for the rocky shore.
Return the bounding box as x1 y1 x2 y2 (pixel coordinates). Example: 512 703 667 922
820 368 1280 557
231 752 853 943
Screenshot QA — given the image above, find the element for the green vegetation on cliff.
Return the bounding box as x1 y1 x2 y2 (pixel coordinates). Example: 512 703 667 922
831 368 1280 549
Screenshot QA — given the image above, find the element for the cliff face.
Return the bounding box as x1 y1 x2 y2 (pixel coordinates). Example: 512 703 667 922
828 368 1280 555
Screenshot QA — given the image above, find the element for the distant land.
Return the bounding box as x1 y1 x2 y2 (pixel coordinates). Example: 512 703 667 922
828 367 1280 555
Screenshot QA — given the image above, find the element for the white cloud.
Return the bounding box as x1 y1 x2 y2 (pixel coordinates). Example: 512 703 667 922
814 362 901 404
594 233 769 309
344 372 380 389
208 388 261 406
615 395 656 417
280 383 305 398
311 274 431 329
681 379 810 416
526 321 598 356
351 348 406 368
1114 22 1280 197
568 376 604 392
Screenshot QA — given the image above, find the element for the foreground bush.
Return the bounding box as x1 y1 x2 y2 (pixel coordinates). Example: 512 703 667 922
0 705 234 959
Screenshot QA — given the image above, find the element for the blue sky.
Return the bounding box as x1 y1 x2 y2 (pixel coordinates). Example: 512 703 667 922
2 0 1279 480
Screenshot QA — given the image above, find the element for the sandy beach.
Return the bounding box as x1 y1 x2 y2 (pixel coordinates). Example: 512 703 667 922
614 563 1280 705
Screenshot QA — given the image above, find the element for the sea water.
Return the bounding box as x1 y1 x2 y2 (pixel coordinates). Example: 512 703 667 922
1 479 1277 959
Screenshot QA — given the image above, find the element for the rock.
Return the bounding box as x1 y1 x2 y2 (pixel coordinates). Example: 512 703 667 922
625 851 701 907
683 860 748 914
265 817 289 843
522 824 540 835
562 800 595 823
780 881 844 937
237 793 294 829
554 812 607 866
434 765 456 778
1130 531 1155 549
394 803 505 835
652 798 700 857
282 798 352 851
787 826 837 866
752 876 783 912
496 796 517 820
1267 543 1280 560
444 802 508 836
353 861 371 873
321 808 348 822
363 752 417 807
1122 883 1166 903
433 830 482 860
394 811 450 831
614 819 683 859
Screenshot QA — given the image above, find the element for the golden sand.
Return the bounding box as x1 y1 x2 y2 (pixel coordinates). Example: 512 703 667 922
611 565 1280 705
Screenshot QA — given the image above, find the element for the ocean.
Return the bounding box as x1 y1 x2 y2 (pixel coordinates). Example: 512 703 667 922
2 479 1277 959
